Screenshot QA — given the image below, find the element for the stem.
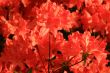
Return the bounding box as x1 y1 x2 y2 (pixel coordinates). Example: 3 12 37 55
69 59 83 67
35 45 47 73
48 32 51 73
54 58 83 72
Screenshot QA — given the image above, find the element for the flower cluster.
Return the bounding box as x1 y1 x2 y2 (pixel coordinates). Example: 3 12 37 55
0 0 110 73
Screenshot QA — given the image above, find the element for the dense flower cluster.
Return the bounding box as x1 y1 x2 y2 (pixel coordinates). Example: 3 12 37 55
0 0 110 73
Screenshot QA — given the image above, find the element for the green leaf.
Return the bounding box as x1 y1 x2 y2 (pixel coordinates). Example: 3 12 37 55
82 52 89 64
27 68 32 73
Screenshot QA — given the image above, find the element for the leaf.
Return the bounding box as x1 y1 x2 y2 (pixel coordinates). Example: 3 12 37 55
0 34 6 53
82 52 89 64
27 68 32 73
0 34 6 44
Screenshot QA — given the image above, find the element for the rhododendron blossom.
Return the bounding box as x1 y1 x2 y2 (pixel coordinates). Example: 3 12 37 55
0 0 110 73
